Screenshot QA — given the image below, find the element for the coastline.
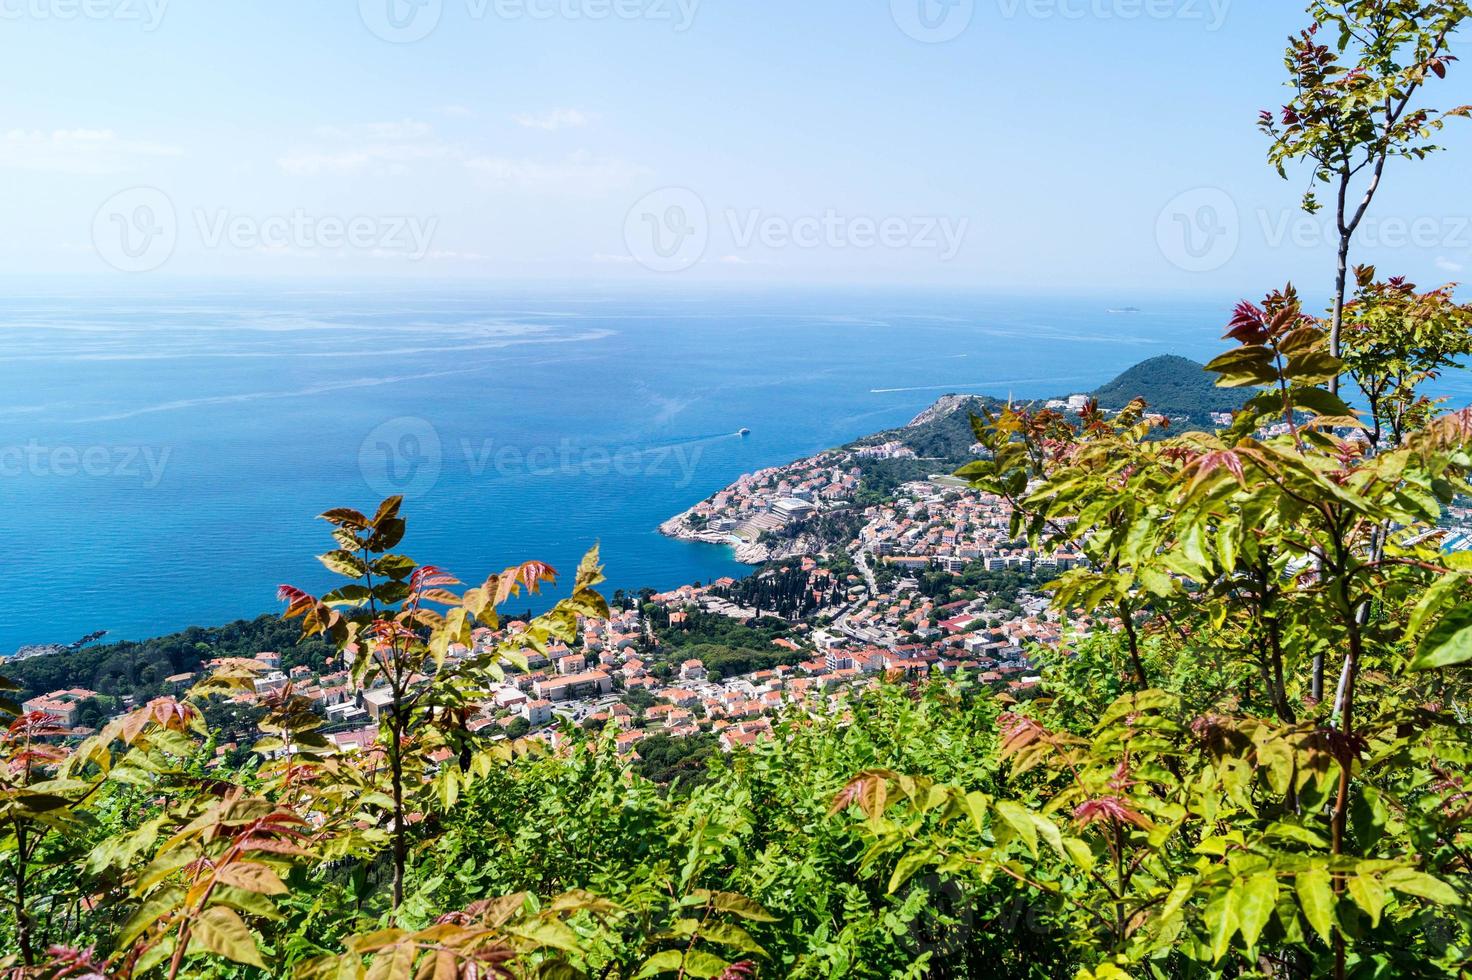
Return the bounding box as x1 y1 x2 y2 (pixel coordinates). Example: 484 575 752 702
658 510 792 565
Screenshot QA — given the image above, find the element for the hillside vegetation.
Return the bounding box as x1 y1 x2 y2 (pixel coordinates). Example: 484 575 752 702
1089 353 1249 421
873 354 1242 463
5 5 1472 980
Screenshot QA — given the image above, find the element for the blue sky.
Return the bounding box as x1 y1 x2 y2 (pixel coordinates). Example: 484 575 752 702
2 0 1469 292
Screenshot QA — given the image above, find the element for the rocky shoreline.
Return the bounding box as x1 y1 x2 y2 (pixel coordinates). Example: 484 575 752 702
658 511 824 565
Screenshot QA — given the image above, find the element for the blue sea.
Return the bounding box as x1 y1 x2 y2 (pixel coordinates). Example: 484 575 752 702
0 282 1332 652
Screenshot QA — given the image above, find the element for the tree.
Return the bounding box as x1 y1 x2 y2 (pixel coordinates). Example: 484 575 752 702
843 284 1472 975
277 495 609 911
1261 0 1470 390
1261 0 1470 700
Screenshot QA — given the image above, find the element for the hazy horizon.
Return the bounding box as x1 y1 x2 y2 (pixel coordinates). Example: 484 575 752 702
4 2 1469 291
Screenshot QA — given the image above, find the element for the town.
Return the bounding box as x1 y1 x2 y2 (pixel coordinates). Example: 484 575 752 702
25 436 1098 773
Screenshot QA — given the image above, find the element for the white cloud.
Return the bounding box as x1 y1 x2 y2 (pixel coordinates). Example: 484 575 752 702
0 129 182 175
426 249 494 261
435 105 476 118
465 150 649 194
512 108 592 131
592 253 637 264
277 121 448 176
1435 256 1465 274
312 120 435 142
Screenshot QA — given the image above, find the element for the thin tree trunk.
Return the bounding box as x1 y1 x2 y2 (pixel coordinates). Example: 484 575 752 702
1331 587 1365 980
391 713 405 911
15 822 32 966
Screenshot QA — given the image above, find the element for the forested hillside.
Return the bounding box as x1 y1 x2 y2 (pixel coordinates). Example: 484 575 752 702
1088 354 1248 421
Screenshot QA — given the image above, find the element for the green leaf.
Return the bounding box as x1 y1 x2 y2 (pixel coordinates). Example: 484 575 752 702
689 921 764 956
678 950 733 979
1205 889 1238 963
117 886 183 949
1411 603 1472 670
1237 873 1278 950
1289 386 1355 418
189 905 266 969
85 813 165 875
1284 350 1344 384
1347 872 1387 927
1382 868 1462 906
994 800 1039 857
371 554 418 581
692 891 778 922
637 950 733 979
318 550 370 579
634 951 686 978
1296 868 1335 945
888 849 935 893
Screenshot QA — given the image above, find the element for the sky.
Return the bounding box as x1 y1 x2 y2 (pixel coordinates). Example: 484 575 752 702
1 0 1470 294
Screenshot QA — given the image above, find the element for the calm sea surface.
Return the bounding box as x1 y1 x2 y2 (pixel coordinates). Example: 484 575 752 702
1 282 1341 651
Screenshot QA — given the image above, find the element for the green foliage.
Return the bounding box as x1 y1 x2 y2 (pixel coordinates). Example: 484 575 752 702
853 267 1472 977
632 732 719 788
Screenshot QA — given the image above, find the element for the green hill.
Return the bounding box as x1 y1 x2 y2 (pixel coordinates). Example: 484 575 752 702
1090 354 1246 421
853 355 1243 466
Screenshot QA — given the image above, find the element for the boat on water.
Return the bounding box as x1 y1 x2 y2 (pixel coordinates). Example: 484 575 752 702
739 427 751 437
